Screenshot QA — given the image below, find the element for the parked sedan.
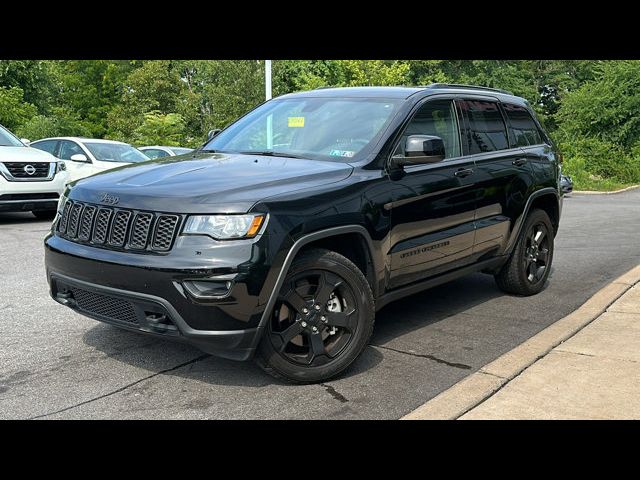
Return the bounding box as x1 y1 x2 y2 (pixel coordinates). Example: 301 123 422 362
139 145 194 159
31 137 150 183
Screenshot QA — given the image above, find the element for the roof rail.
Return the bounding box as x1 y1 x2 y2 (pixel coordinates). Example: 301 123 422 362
425 83 514 96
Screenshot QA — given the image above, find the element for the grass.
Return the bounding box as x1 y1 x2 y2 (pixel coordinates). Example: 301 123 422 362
571 176 637 192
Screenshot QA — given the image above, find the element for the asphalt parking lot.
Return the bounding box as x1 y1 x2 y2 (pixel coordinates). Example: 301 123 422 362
1 189 639 419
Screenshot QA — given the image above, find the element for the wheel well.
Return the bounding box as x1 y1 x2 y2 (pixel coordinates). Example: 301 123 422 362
297 233 376 295
530 193 560 234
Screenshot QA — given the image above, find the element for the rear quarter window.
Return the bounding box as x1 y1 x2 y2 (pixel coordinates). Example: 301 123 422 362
502 103 544 147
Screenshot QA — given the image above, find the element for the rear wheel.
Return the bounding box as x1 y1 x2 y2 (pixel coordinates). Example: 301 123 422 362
32 210 56 220
495 208 554 296
256 248 375 383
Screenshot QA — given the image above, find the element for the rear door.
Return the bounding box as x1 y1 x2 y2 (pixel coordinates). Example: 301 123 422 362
387 97 479 289
456 97 535 258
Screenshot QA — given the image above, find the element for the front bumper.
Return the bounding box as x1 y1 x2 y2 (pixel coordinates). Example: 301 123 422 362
0 171 67 213
45 231 277 361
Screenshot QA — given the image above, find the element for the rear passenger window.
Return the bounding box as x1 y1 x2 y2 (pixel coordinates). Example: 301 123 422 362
458 99 509 154
502 103 543 147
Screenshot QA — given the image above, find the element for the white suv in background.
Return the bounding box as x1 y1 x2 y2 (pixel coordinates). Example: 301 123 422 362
30 137 150 183
0 124 68 219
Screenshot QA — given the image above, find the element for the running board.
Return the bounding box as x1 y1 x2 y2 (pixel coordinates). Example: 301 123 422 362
376 256 507 311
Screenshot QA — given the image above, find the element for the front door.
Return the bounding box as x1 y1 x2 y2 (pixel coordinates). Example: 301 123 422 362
57 140 95 182
387 98 478 289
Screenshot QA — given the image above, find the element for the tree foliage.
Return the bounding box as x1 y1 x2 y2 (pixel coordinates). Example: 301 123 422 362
1 59 638 188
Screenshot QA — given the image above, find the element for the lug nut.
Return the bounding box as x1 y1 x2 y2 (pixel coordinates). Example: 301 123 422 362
301 321 307 327
302 308 308 314
314 305 321 311
321 316 327 322
312 326 318 333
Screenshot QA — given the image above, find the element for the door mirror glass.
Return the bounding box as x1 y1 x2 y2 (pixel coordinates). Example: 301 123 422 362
70 153 89 163
393 135 445 167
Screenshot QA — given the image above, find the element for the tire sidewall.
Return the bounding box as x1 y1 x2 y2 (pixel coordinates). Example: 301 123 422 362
514 209 554 294
258 250 375 383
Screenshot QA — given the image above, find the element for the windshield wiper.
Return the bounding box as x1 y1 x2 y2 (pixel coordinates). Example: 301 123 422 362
237 150 308 159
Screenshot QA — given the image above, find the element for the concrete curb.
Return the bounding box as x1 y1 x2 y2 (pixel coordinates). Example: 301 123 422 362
573 185 640 195
401 264 640 420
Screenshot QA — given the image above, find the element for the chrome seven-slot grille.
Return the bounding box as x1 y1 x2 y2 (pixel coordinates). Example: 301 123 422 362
57 200 181 253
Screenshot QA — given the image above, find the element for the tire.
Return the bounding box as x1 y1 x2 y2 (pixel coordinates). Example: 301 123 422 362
32 210 57 220
255 248 375 383
495 208 554 296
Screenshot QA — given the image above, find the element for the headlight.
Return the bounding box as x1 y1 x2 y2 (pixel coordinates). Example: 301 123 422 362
183 214 266 240
56 161 66 173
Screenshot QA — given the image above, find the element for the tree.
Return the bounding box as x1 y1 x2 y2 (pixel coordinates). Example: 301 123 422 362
132 112 187 146
0 87 37 131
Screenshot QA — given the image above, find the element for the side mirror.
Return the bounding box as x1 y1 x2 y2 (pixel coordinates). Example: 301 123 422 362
70 153 89 163
392 135 446 167
21 138 31 146
207 129 221 140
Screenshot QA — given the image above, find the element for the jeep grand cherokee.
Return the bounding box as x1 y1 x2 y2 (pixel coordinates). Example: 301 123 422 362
45 84 562 383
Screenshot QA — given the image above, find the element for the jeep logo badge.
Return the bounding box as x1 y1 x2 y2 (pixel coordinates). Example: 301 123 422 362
23 164 36 176
100 193 120 205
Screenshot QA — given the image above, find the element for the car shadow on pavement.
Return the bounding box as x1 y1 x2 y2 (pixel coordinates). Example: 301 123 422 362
82 322 384 388
372 272 506 345
0 212 51 226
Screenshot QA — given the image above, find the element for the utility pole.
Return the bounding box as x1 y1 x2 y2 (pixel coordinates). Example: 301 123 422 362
265 60 272 100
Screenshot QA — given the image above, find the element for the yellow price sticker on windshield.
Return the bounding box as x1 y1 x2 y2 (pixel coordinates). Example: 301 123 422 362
288 117 305 128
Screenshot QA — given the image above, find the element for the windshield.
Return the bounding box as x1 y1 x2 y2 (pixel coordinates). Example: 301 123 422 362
203 97 401 162
0 125 25 147
83 143 150 163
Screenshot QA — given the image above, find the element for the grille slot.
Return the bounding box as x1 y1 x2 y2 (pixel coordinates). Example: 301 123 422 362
58 202 71 234
128 213 154 249
69 287 138 325
67 203 84 238
152 215 180 251
92 208 112 244
78 205 97 241
108 210 132 247
2 162 51 178
56 201 180 253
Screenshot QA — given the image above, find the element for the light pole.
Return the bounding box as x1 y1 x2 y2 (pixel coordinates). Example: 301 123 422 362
265 60 272 100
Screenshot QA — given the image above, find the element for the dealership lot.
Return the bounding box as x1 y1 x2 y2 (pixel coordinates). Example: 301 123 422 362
1 190 639 419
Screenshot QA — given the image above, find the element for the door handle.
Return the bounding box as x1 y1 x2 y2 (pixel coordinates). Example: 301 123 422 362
454 168 474 178
512 158 528 166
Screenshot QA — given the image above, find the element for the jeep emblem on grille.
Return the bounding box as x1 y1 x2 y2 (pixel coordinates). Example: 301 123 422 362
99 193 120 205
23 164 36 175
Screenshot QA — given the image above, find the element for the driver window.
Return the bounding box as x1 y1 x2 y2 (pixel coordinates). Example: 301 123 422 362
59 141 85 161
394 99 461 159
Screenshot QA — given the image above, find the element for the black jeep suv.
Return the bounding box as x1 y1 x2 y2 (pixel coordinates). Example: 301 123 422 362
45 84 562 383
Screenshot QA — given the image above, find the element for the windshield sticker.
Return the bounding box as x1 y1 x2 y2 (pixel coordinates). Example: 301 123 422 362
288 117 305 128
329 149 355 158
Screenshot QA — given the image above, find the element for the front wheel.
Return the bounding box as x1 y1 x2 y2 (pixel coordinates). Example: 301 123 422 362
494 208 554 296
255 248 375 383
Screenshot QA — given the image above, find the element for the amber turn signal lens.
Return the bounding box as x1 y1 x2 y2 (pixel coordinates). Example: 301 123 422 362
246 215 265 237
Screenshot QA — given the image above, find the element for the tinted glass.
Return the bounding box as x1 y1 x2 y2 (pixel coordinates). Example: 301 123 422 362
143 148 170 159
502 103 543 147
0 125 24 147
203 97 401 162
83 143 150 163
394 99 461 159
31 140 58 155
459 100 509 154
58 140 85 160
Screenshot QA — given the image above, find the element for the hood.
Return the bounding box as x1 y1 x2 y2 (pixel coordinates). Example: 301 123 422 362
68 152 354 213
0 146 56 163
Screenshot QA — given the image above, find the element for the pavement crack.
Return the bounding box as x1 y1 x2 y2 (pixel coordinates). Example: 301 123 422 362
28 354 210 419
320 383 348 403
372 344 472 370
